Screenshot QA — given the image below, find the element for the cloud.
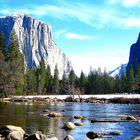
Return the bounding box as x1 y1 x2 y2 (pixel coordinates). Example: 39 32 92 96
1 0 140 29
69 50 129 76
65 33 92 40
54 29 67 38
122 18 140 27
108 0 140 7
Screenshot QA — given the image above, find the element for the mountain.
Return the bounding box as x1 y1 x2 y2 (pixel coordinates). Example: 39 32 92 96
109 64 127 77
0 13 72 78
127 33 140 72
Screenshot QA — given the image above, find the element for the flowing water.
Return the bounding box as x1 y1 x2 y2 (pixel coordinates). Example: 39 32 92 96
0 102 140 140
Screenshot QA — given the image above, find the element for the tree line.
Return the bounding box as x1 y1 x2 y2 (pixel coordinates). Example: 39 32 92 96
0 31 140 97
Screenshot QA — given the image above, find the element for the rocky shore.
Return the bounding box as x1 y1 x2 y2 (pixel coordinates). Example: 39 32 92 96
1 95 140 104
0 112 140 140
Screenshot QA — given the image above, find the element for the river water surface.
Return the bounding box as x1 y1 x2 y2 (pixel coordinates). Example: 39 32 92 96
0 102 140 140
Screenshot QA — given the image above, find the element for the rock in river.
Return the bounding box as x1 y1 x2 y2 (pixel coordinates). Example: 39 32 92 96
63 122 76 130
64 135 75 140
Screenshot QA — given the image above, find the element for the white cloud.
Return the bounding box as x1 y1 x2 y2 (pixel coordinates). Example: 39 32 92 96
122 0 140 7
65 33 92 40
108 0 140 7
1 1 140 29
122 18 140 27
69 50 129 76
54 29 67 38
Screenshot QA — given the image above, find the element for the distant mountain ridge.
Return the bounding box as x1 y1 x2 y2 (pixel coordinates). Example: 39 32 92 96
0 13 72 78
109 64 127 77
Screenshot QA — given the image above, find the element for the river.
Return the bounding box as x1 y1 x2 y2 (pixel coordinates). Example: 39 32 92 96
0 102 140 140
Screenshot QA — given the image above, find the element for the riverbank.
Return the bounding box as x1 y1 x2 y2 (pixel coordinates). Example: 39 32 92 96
1 94 140 104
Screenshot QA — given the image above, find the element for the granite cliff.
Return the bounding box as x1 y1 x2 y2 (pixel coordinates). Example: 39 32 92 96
127 33 140 72
0 13 72 78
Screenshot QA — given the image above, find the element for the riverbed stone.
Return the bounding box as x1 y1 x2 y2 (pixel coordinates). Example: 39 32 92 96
64 135 75 140
0 125 25 140
74 122 84 126
86 132 99 139
133 136 140 140
117 115 128 119
74 115 83 119
64 122 76 130
109 130 123 135
48 112 63 117
126 116 137 121
46 137 58 140
8 130 25 140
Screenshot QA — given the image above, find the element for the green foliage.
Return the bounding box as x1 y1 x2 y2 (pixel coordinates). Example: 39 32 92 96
45 65 53 93
26 69 37 94
127 65 135 93
36 58 46 94
52 64 59 94
0 31 25 97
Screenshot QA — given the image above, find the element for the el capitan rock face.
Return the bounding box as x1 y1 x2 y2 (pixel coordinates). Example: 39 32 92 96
0 13 72 78
127 33 140 72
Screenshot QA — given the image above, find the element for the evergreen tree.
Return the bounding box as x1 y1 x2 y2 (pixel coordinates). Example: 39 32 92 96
26 69 36 94
36 58 46 94
60 71 69 94
79 71 87 93
45 65 53 93
0 32 5 97
0 31 25 96
52 64 59 94
0 32 5 60
127 65 135 93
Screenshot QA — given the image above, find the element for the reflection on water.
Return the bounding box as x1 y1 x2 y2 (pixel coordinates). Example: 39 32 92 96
0 102 140 140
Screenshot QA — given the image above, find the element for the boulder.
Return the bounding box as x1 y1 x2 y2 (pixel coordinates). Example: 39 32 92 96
0 125 25 140
133 136 140 140
8 130 25 140
109 130 123 135
86 132 111 139
117 115 128 119
86 132 99 139
64 135 75 140
74 115 83 119
126 116 137 121
46 137 58 140
64 122 76 130
25 131 46 140
25 131 58 140
74 122 84 126
48 112 63 117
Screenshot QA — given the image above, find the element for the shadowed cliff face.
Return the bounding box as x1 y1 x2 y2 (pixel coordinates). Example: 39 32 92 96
0 13 72 78
127 33 140 72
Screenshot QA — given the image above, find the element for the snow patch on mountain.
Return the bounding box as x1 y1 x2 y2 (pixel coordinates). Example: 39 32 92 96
109 64 127 77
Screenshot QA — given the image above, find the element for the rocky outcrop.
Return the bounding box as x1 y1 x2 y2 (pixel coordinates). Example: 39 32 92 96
0 13 72 78
127 33 140 72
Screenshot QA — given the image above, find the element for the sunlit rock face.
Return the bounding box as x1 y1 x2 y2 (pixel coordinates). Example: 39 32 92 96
0 13 72 78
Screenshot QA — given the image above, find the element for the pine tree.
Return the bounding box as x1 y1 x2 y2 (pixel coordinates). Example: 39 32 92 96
36 58 46 94
79 71 87 94
134 64 140 92
45 65 53 93
0 31 25 96
26 69 37 94
53 64 59 94
0 32 5 60
127 65 135 93
0 32 5 97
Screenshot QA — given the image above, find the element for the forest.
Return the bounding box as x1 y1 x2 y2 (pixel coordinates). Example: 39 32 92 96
0 31 140 97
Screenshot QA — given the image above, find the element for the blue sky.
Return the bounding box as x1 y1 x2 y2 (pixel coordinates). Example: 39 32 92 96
0 0 140 75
